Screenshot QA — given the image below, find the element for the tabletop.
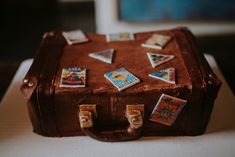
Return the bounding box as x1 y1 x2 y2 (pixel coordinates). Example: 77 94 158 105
0 54 235 157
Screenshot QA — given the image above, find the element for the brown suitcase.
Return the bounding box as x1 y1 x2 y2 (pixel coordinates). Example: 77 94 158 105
20 27 221 142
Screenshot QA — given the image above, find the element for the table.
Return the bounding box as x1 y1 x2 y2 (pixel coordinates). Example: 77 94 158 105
0 54 235 157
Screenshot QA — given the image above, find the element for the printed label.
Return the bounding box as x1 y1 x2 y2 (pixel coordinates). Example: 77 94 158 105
104 68 140 91
106 32 134 42
150 94 187 126
62 29 88 45
147 52 174 68
141 33 172 49
149 67 176 84
89 49 114 64
60 67 86 87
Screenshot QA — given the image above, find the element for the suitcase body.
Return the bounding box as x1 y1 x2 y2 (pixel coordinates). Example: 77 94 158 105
21 27 221 142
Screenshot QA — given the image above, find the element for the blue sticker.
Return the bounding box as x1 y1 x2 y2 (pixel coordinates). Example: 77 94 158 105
104 68 140 91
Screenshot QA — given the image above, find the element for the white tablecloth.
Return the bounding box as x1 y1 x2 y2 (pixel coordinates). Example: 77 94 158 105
0 54 235 157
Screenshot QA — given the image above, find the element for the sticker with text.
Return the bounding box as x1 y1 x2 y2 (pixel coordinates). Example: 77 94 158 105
104 68 140 91
60 67 86 88
106 32 134 42
150 94 187 126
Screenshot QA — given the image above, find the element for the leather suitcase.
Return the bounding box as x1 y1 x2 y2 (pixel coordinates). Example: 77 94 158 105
21 27 221 142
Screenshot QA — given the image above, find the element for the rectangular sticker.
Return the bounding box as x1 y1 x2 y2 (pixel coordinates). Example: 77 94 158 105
150 94 187 126
60 67 86 88
62 29 88 45
141 33 172 49
104 68 140 91
106 32 134 42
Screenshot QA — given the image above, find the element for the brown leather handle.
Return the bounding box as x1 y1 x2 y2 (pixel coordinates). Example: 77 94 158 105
78 104 144 142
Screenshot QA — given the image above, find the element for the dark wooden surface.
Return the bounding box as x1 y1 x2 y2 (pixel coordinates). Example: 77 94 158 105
0 1 234 101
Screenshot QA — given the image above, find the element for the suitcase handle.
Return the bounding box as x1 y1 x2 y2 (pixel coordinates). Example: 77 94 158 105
78 104 144 142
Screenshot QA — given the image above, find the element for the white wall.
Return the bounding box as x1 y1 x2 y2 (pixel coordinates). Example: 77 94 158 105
95 0 235 35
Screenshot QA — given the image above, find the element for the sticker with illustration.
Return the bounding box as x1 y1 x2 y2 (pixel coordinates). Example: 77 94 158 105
60 67 86 88
150 94 187 126
149 67 176 84
106 32 134 42
89 48 114 64
147 52 174 68
104 68 140 91
141 33 172 49
62 29 88 45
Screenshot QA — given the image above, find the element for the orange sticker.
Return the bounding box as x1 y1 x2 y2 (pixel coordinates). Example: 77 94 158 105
150 94 186 126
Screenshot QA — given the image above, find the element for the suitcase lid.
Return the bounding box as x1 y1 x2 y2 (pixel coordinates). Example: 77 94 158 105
21 27 221 99
53 29 194 95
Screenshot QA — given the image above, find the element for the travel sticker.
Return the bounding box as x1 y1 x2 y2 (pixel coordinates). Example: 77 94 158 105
150 94 187 126
149 67 176 84
104 68 140 91
89 48 114 64
62 29 88 45
147 52 174 68
106 32 134 42
60 67 86 87
141 33 172 49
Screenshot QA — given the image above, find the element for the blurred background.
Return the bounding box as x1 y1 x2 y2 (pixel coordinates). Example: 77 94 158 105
1 0 235 100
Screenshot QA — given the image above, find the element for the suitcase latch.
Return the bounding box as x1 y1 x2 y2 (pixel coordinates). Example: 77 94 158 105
126 104 144 129
78 104 145 129
78 104 96 128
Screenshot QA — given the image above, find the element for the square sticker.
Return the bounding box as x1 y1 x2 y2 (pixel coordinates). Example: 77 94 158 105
60 67 86 88
104 68 140 91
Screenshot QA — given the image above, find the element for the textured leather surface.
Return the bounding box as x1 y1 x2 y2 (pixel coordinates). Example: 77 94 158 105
54 30 192 94
21 27 221 141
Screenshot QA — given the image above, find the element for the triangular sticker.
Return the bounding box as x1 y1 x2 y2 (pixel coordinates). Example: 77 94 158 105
149 67 176 84
89 49 114 64
147 52 174 68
